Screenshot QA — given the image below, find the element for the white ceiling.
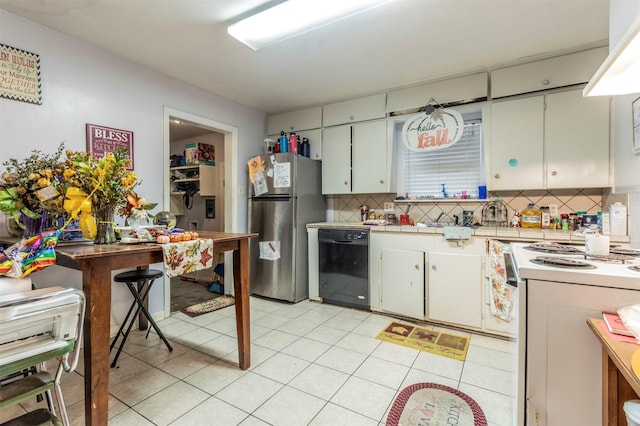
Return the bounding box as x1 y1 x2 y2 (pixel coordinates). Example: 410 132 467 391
0 0 610 115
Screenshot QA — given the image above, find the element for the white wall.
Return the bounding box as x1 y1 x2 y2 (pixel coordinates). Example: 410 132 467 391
0 10 265 324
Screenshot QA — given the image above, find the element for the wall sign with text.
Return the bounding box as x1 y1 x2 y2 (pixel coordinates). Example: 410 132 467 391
86 123 134 170
402 107 464 152
0 43 42 105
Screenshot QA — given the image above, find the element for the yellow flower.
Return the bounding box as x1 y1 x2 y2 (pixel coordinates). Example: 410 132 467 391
63 169 75 180
37 178 50 188
28 173 40 181
43 169 53 179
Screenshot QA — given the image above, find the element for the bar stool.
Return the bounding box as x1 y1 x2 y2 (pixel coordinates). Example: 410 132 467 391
109 269 173 368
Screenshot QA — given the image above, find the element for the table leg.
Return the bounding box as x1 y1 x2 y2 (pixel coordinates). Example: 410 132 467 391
82 258 111 426
233 238 251 370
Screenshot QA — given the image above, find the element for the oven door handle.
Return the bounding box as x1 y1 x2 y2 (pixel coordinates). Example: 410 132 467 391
504 251 519 288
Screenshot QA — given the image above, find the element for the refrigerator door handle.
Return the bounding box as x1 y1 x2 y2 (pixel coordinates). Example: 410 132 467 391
251 196 291 202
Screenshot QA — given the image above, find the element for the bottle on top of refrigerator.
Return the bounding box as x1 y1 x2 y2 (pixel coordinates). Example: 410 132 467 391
301 137 311 157
521 203 542 228
280 131 289 153
289 132 298 154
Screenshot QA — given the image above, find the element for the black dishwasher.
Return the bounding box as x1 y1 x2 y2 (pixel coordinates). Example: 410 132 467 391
318 228 369 310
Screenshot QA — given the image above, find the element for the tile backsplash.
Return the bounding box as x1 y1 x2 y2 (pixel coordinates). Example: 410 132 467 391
329 189 628 228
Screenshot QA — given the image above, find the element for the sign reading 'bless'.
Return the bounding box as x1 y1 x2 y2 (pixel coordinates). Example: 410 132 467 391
86 123 134 170
402 108 464 152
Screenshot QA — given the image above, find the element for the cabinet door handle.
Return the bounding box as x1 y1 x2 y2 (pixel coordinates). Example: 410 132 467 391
431 264 436 271
344 181 348 186
379 179 384 184
415 264 420 270
550 170 557 176
350 115 354 121
494 173 500 179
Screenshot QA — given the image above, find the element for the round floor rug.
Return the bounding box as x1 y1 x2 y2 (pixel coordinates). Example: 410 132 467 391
386 383 487 426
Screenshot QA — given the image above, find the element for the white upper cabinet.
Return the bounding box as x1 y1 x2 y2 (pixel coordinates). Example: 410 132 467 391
490 96 545 190
266 106 322 135
321 119 389 194
491 47 607 99
352 120 388 194
490 88 610 190
322 93 386 127
545 90 610 188
386 73 488 113
321 125 352 194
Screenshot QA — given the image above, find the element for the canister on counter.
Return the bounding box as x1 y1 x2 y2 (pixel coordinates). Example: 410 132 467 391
561 213 570 230
541 207 550 229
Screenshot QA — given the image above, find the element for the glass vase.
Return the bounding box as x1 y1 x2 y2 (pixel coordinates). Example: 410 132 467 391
20 210 49 238
94 205 117 244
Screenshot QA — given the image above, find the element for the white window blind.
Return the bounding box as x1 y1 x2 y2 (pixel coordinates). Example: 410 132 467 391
402 119 483 197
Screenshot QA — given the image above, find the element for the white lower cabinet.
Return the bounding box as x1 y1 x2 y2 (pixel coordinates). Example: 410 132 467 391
381 248 425 319
525 279 640 425
370 232 491 332
427 252 483 328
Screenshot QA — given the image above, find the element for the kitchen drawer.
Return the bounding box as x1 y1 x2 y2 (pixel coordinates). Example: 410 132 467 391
491 46 607 98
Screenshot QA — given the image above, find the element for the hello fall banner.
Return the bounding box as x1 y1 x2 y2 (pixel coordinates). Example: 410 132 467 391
402 107 464 152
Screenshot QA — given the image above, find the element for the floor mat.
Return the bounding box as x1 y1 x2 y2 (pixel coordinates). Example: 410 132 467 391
181 295 235 317
386 382 487 426
375 321 470 361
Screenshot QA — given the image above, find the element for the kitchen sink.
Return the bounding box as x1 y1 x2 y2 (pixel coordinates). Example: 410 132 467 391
417 222 449 228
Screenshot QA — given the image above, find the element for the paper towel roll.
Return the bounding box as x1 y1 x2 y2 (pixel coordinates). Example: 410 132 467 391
585 234 610 256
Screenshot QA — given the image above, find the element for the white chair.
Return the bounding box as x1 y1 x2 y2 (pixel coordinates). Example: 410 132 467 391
0 287 85 426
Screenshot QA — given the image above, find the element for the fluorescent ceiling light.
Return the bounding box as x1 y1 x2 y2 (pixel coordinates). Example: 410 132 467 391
583 13 640 96
228 0 392 50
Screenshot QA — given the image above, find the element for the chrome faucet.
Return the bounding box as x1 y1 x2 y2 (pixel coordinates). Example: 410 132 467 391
435 212 445 223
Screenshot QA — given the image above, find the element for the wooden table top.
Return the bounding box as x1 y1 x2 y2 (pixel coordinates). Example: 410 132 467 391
588 318 640 396
1 231 257 260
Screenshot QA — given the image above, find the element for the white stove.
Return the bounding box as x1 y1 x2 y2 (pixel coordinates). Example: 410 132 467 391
512 241 640 426
511 242 640 290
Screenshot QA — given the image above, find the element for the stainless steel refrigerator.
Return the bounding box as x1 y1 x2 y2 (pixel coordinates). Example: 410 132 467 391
248 152 326 302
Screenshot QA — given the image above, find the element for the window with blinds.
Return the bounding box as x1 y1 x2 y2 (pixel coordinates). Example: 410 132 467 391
401 117 483 198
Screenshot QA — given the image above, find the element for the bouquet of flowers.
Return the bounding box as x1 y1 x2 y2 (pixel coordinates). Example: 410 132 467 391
1 144 151 243
0 144 67 232
63 148 141 243
64 148 138 215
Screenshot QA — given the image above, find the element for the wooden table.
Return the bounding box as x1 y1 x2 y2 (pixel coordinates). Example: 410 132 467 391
587 318 640 426
2 232 256 426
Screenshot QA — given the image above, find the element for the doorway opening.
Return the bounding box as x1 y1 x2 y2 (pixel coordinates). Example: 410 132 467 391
163 107 238 315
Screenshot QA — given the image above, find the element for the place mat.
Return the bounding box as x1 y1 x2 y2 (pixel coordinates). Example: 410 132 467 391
181 295 235 317
161 238 214 278
386 383 487 426
375 321 470 361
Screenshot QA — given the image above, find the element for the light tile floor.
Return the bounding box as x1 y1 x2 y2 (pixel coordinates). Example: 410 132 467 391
2 297 518 426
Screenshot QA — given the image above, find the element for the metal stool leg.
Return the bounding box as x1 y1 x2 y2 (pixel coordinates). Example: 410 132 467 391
110 297 145 368
109 294 139 354
125 280 173 352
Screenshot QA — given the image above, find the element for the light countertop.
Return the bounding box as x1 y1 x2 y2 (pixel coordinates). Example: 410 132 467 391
306 222 630 244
